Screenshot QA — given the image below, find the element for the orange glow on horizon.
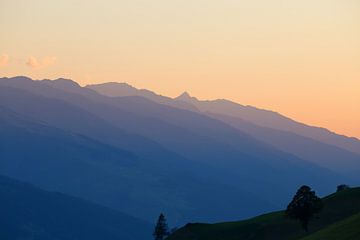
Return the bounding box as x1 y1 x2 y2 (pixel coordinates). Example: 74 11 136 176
1 0 359 138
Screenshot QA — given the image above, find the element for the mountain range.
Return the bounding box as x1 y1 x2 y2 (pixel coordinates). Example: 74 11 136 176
88 82 360 155
1 76 360 238
88 82 360 178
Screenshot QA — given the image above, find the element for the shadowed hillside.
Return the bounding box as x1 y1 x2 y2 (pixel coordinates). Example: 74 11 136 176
0 175 152 240
168 187 360 240
300 212 360 240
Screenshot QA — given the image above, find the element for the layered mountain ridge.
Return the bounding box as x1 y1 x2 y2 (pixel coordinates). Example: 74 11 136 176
87 81 360 155
1 76 359 235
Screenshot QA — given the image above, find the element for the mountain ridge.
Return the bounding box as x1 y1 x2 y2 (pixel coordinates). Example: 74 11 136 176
0 175 152 240
0 76 358 226
87 81 360 153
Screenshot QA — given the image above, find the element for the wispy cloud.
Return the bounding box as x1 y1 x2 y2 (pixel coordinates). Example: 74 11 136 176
0 54 10 67
26 56 56 69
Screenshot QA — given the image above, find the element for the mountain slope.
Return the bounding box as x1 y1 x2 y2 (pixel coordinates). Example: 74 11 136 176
0 76 352 224
0 175 152 240
300 212 360 240
86 81 198 111
168 187 360 240
1 78 347 208
87 81 360 180
174 93 360 155
207 113 360 180
0 91 274 224
87 82 360 155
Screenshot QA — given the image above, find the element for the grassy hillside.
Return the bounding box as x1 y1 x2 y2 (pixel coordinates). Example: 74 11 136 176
168 187 360 240
300 212 360 240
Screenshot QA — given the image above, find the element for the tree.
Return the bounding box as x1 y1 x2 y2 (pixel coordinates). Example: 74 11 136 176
285 185 323 231
153 213 169 240
337 184 350 192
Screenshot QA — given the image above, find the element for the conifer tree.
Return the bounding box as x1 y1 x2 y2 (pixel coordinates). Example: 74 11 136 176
153 213 169 240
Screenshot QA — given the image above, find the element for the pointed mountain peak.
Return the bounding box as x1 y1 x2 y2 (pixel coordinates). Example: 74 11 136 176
179 91 191 98
176 91 198 102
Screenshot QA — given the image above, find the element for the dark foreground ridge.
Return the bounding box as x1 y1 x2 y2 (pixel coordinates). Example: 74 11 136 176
168 187 360 240
0 175 152 240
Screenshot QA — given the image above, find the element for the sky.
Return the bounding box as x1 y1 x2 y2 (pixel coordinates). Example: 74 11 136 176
0 0 359 138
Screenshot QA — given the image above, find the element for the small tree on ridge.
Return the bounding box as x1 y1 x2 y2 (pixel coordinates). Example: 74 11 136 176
286 185 323 232
153 213 169 240
337 184 350 192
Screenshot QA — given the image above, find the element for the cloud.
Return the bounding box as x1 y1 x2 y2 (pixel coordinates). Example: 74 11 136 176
26 56 56 69
26 56 40 68
0 54 10 67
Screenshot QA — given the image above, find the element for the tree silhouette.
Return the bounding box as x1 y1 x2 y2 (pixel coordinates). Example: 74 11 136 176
153 213 169 240
286 185 323 231
337 184 350 192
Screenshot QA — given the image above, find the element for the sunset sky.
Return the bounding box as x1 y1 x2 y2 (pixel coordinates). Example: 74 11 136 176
1 0 359 138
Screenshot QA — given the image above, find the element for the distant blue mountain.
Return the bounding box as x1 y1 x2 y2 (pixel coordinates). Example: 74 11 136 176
0 76 356 227
207 112 360 180
88 81 360 179
88 81 360 155
0 85 273 224
0 175 152 240
86 81 198 111
174 90 360 155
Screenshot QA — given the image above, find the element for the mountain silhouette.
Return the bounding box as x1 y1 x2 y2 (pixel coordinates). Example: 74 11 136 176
0 79 274 224
0 175 152 240
87 82 198 111
0 76 358 226
89 82 360 155
176 91 198 102
175 92 360 155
